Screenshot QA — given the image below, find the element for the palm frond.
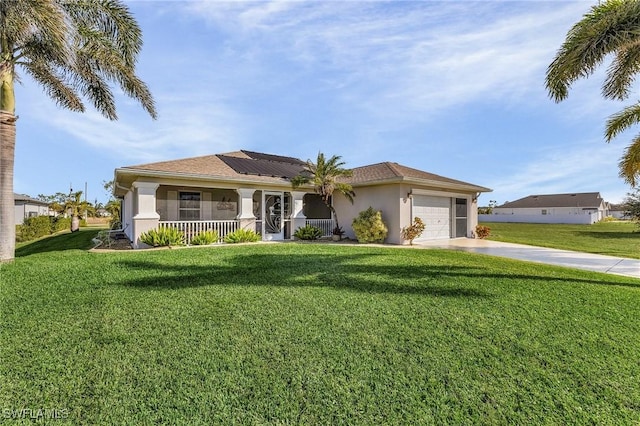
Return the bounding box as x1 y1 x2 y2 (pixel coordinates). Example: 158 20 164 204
1 0 67 56
335 183 355 204
291 174 310 188
23 59 85 112
2 0 156 120
293 152 354 203
619 136 640 187
603 43 640 100
545 0 640 102
605 102 640 141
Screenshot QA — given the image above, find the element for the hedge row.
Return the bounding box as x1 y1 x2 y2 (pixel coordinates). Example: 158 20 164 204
16 216 72 243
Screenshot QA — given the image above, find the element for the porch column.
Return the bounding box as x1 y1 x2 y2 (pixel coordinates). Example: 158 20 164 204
469 194 479 238
291 191 307 238
123 191 133 240
132 181 160 248
236 188 256 232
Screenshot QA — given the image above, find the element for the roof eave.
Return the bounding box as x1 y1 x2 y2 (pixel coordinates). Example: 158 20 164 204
349 176 492 193
114 168 294 188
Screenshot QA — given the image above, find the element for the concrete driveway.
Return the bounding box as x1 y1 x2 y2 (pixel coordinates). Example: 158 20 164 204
416 238 640 279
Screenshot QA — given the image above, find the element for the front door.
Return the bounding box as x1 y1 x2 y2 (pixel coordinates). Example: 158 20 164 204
263 192 284 240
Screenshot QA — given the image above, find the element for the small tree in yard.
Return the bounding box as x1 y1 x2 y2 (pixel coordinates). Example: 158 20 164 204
475 225 491 239
622 189 640 229
291 152 355 232
64 191 91 232
401 217 425 245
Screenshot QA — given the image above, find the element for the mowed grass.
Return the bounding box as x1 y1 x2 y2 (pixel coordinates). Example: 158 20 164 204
482 221 640 259
1 230 640 424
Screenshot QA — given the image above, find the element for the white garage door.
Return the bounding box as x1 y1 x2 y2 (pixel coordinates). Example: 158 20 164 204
413 195 451 240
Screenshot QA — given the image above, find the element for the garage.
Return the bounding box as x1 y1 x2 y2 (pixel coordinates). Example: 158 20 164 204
412 195 452 240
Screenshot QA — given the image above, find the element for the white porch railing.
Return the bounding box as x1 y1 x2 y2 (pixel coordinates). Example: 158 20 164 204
159 220 238 244
305 219 335 237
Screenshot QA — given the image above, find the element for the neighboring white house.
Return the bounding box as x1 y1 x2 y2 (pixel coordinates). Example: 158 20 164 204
485 192 609 224
14 193 51 224
609 203 630 220
113 150 492 248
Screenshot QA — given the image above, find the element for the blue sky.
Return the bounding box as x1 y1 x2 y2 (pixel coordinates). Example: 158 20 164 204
12 0 635 205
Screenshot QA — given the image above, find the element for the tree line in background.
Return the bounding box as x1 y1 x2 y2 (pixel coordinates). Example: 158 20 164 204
623 189 640 228
36 181 120 222
17 180 121 243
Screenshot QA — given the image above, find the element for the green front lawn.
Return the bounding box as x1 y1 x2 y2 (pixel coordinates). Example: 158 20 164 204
1 230 639 424
482 221 639 259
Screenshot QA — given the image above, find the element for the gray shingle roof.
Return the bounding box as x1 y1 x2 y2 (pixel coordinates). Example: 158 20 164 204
343 162 489 190
118 151 490 192
13 193 49 205
498 192 605 209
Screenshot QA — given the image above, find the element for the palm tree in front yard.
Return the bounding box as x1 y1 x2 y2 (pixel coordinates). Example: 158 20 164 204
64 191 91 232
0 0 156 262
291 152 355 231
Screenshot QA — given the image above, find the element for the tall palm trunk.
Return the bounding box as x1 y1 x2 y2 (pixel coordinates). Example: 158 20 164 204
325 201 339 230
0 110 16 262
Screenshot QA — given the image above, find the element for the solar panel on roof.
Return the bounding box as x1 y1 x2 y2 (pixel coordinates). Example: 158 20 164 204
241 150 307 165
218 155 306 179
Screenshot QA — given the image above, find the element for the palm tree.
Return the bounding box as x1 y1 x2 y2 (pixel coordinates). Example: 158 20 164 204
64 191 91 232
291 152 356 231
0 0 156 262
545 0 640 187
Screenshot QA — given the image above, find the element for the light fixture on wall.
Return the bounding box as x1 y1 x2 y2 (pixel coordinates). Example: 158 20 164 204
407 191 413 199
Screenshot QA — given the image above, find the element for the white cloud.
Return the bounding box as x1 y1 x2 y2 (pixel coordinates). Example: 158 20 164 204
180 1 595 121
22 85 243 164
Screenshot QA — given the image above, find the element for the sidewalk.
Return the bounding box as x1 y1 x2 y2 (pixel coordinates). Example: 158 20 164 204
416 238 640 279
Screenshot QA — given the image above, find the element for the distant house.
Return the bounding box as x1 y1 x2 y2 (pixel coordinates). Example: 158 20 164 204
486 192 608 224
114 150 491 248
14 193 51 225
609 203 630 220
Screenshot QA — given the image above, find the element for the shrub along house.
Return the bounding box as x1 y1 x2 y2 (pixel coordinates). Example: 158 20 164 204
113 150 491 248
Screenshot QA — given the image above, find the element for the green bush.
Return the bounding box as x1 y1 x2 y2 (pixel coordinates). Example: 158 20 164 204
51 216 71 233
139 227 185 247
223 228 261 244
352 207 388 243
294 225 323 240
17 216 52 242
191 230 219 245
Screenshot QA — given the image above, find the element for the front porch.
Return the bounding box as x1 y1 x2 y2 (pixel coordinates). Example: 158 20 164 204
158 218 335 245
123 182 334 248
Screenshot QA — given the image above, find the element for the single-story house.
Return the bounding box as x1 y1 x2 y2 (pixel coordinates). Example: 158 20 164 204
489 192 609 224
14 193 51 224
608 203 630 220
113 150 491 248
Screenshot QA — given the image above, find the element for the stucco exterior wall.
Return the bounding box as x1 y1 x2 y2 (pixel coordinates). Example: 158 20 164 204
334 183 481 244
334 184 404 244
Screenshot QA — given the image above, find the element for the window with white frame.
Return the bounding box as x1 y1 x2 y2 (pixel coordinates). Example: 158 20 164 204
179 192 201 220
